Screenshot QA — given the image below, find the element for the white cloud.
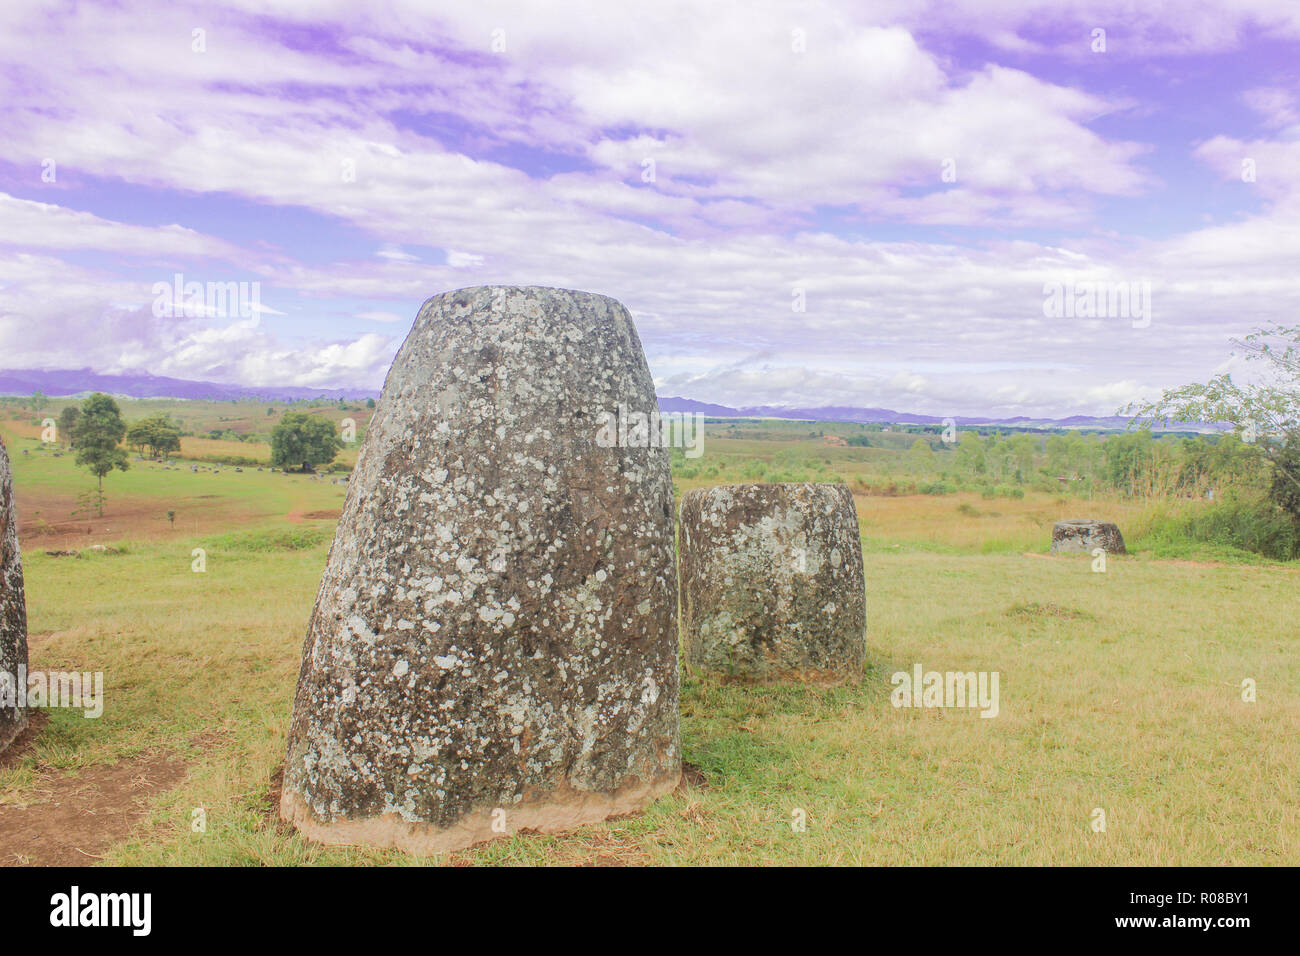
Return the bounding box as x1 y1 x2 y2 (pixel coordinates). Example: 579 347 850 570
0 0 1297 414
376 245 421 262
0 194 260 266
445 250 485 268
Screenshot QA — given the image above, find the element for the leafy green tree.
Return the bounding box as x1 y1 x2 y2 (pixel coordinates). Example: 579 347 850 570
29 389 47 420
72 393 129 515
1124 322 1296 511
1102 431 1183 497
955 432 987 476
1176 433 1267 497
1102 431 1152 496
1007 433 1039 483
125 414 182 459
907 437 933 473
1071 433 1102 484
57 405 80 448
1045 435 1068 474
985 435 1016 481
270 412 343 472
1268 436 1300 521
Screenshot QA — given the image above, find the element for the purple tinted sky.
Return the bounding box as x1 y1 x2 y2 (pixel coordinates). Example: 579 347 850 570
1 0 1298 416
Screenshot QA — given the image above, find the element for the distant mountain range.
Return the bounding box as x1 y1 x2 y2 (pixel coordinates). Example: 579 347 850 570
655 397 1221 433
0 369 1219 431
0 368 379 402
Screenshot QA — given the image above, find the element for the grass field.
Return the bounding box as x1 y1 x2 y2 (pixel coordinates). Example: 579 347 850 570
1 411 1297 865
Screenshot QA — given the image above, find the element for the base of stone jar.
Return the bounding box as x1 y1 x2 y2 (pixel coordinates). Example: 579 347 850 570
0 710 28 757
280 769 681 855
688 664 864 685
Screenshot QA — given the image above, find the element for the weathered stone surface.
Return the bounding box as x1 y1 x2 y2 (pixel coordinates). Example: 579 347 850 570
679 482 866 682
1051 519 1127 555
281 286 680 853
0 437 29 753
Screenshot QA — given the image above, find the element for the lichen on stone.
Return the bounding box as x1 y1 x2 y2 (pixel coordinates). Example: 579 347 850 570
281 286 680 853
679 482 866 682
0 437 29 753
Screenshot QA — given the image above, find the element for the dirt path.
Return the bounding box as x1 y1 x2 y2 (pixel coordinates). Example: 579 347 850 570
13 489 262 549
0 722 187 866
285 509 341 524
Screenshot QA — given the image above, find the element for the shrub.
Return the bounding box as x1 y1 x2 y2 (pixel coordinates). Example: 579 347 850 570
918 480 955 496
183 454 264 467
981 485 1025 499
203 527 331 553
1140 494 1300 561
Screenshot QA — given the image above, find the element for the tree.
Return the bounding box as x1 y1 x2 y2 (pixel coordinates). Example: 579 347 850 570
1176 433 1266 497
72 393 129 515
57 405 80 448
1102 431 1153 496
1269 436 1300 520
270 412 343 472
125 414 182 459
1045 434 1070 476
907 437 933 473
955 432 987 476
29 389 48 420
1005 433 1039 484
1124 321 1299 515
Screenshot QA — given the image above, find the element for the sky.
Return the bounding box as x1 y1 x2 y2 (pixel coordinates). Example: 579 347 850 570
1 0 1298 417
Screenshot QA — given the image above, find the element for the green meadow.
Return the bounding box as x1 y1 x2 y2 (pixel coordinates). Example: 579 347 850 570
1 405 1297 866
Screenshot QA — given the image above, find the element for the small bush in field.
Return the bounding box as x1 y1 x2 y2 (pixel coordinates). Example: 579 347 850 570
981 485 1025 499
204 527 331 553
918 480 955 495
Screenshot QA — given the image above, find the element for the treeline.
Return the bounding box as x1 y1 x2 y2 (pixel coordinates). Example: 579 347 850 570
925 429 1299 559
933 429 1270 499
21 392 349 516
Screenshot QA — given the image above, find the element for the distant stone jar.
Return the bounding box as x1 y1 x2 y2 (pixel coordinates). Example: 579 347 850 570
679 482 866 682
280 286 680 854
0 437 28 753
1051 519 1127 555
